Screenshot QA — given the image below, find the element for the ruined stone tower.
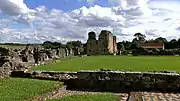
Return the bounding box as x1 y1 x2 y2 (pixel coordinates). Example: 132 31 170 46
87 30 118 56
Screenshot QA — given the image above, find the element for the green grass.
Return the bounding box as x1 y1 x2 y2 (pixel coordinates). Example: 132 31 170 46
0 45 25 49
0 78 63 101
35 56 180 72
47 94 118 101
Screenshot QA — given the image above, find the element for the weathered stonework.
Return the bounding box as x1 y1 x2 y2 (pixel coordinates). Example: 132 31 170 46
10 70 180 93
0 46 75 77
65 71 180 92
87 30 118 56
11 71 78 81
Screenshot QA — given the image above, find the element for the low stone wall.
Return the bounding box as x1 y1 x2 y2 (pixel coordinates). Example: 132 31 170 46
11 71 78 81
10 70 180 93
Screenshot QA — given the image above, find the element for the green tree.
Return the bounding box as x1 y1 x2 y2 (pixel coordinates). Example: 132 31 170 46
177 38 180 48
66 40 82 49
53 42 62 49
170 39 178 49
42 41 53 49
120 44 125 51
42 41 62 49
132 32 146 49
134 32 146 42
155 37 167 43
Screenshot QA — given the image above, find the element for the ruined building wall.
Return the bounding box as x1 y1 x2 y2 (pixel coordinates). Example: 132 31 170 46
98 31 109 55
0 46 75 78
87 30 117 55
113 36 118 54
87 32 98 55
107 33 114 54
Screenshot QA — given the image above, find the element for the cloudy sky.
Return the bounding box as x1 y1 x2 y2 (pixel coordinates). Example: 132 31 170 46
0 0 180 43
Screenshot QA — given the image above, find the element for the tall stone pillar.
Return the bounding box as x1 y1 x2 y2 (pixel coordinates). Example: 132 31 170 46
113 36 118 55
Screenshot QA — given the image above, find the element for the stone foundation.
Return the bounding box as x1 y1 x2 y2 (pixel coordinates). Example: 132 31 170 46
10 70 180 93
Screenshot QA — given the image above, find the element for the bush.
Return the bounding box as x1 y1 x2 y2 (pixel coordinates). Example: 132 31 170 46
121 50 130 55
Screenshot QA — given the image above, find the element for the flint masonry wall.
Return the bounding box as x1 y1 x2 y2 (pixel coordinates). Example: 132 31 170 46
11 70 180 92
0 47 76 78
65 71 180 92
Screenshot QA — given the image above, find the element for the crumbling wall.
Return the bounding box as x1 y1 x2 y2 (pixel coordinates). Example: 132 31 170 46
64 71 180 92
10 70 180 93
0 46 75 77
0 48 27 78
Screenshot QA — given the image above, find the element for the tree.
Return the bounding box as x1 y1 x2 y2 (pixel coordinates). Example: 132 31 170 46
42 41 53 49
170 39 178 49
134 32 146 42
53 42 62 49
42 41 63 49
132 32 146 48
155 37 167 43
120 44 125 51
177 38 180 48
66 42 73 49
66 40 82 49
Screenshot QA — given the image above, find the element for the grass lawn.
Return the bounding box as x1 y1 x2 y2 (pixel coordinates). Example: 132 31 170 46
47 94 118 101
0 45 25 49
34 56 180 72
0 78 63 101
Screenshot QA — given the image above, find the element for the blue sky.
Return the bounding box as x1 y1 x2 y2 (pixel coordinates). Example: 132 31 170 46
0 0 180 43
24 0 111 12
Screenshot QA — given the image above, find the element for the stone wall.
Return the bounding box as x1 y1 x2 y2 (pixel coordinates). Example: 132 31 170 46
66 71 180 92
87 30 118 56
0 46 75 78
11 71 78 81
10 70 180 93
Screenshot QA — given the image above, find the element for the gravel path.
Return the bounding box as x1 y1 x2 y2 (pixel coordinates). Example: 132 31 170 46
48 90 180 101
29 86 180 101
142 92 180 101
48 89 129 101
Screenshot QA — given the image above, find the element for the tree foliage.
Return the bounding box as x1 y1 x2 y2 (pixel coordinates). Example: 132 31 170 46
42 40 83 50
42 41 62 49
41 32 180 51
134 32 146 42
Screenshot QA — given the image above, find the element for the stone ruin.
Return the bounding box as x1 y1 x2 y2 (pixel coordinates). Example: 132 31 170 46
0 46 75 78
0 47 27 77
11 69 180 93
20 46 34 62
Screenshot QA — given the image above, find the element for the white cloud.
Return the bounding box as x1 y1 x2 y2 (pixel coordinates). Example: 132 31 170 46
0 0 31 15
0 0 180 43
110 0 152 19
0 0 35 26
